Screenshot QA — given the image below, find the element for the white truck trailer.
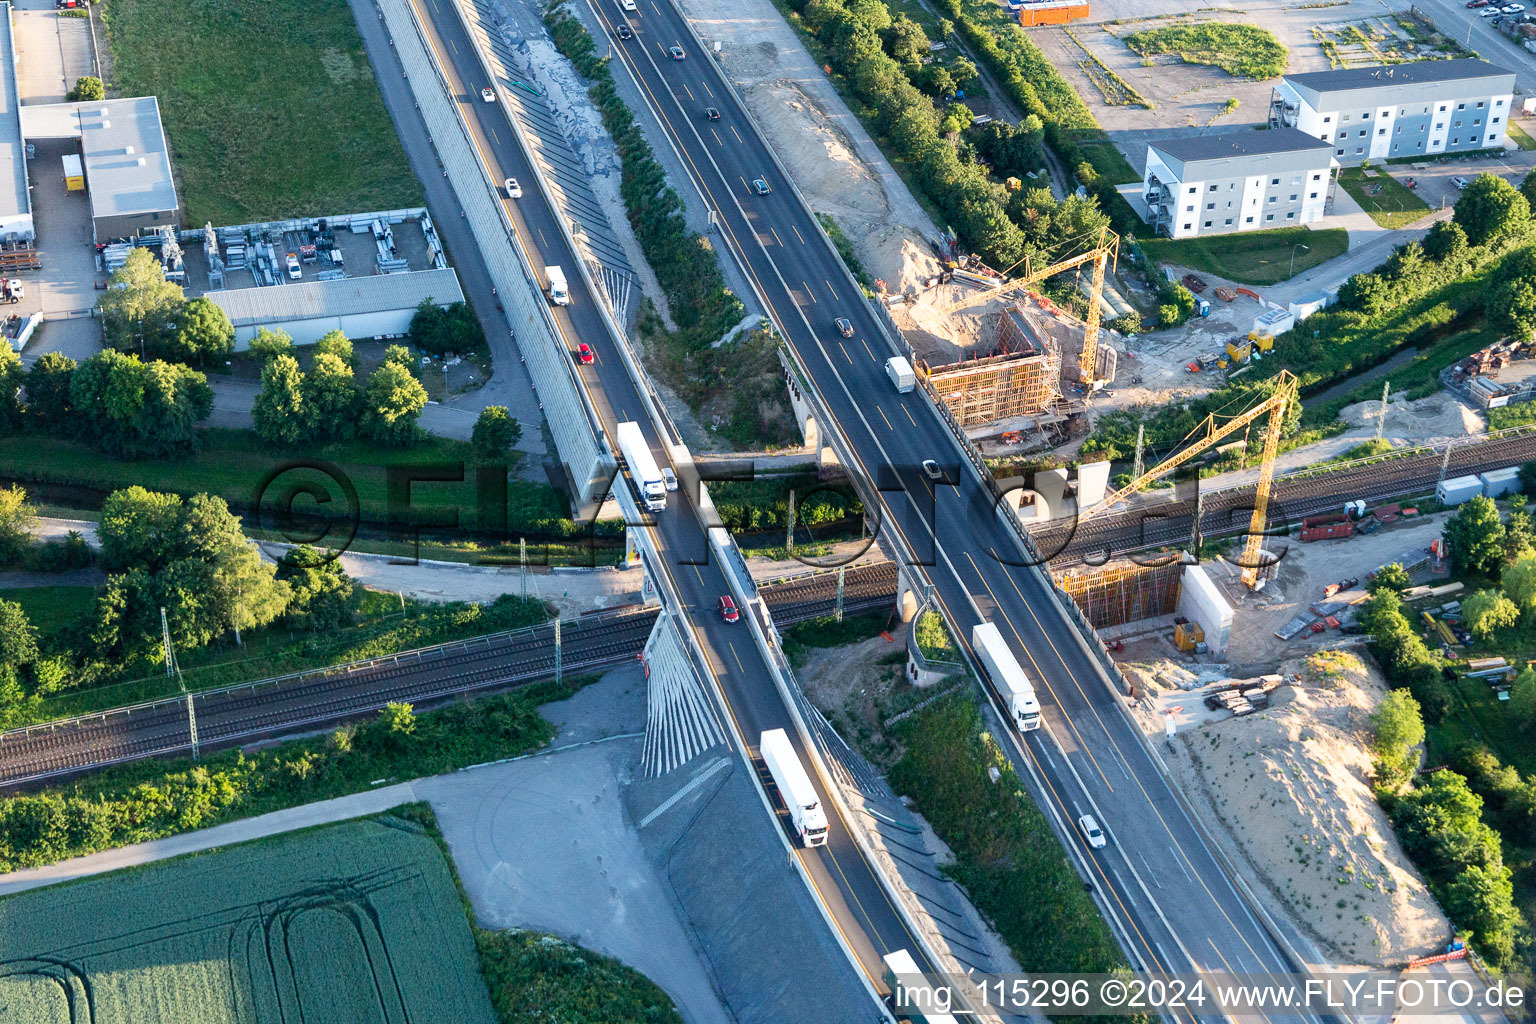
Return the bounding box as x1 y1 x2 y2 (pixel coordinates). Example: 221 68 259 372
886 355 915 393
971 621 1041 732
544 265 569 305
882 949 961 1024
615 421 666 512
759 728 829 848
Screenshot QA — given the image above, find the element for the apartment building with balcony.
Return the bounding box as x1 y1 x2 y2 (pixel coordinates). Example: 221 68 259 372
1141 128 1336 239
1269 58 1515 165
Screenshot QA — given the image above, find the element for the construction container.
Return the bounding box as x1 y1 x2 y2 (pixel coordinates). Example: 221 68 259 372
1247 332 1275 352
1300 513 1354 542
1479 466 1521 499
1016 0 1089 25
1226 339 1251 363
61 153 83 192
1173 621 1205 651
1436 474 1484 506
1253 307 1295 338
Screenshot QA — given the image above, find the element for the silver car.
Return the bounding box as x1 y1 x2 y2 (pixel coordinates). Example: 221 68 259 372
1078 814 1108 849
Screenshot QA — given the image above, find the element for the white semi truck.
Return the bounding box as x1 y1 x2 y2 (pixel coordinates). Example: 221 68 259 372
759 728 829 848
545 265 569 305
615 421 666 512
971 621 1041 732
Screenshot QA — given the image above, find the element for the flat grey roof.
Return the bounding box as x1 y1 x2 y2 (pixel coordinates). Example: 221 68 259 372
20 97 177 220
1284 57 1513 95
1149 127 1333 166
0 4 28 222
205 268 465 326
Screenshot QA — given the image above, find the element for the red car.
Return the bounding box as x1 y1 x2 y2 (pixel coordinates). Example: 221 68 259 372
577 343 595 364
1468 1 1490 8
718 595 740 623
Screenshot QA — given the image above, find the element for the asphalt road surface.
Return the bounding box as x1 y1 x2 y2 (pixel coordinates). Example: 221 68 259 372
583 1 1321 1019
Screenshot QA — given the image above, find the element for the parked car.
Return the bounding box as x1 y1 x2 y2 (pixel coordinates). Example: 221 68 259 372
705 107 721 121
1468 0 1490 7
481 87 496 102
1451 175 1472 190
616 23 633 39
1502 3 1524 13
505 178 522 199
577 342 594 364
669 44 686 60
1078 814 1108 849
285 253 301 280
835 317 854 337
718 595 740 623
752 178 772 195
1482 6 1502 14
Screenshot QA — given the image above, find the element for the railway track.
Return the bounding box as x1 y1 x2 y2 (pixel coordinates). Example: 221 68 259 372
0 564 901 788
1035 430 1536 568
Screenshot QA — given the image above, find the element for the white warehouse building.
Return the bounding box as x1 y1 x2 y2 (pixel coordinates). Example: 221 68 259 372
1269 58 1515 165
205 268 465 350
1140 127 1336 239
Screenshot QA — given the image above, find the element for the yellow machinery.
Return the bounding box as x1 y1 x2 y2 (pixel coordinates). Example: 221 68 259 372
1226 339 1251 364
1005 176 1022 192
1248 331 1275 353
1080 370 1300 589
1173 621 1205 651
940 229 1120 386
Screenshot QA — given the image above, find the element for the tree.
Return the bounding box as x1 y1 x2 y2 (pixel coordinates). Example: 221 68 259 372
24 352 75 431
382 344 416 370
0 484 35 566
251 354 307 446
1521 168 1536 213
939 102 973 136
359 362 427 445
1501 550 1536 613
312 329 355 367
98 248 185 356
1503 509 1534 563
246 327 294 363
1453 173 1531 248
1512 667 1536 728
69 351 212 458
1491 247 1536 341
168 297 234 366
300 352 357 441
380 700 416 737
1368 562 1412 595
1423 219 1469 264
408 300 487 358
1338 271 1391 315
885 14 930 65
1521 459 1536 498
67 76 103 102
1371 688 1424 791
949 55 978 90
277 545 356 631
1445 495 1506 575
0 600 37 671
472 405 521 462
0 344 19 434
1463 589 1520 640
98 486 187 571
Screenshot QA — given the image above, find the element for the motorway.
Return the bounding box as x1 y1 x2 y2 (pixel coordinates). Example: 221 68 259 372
579 0 1317 1016
389 0 952 997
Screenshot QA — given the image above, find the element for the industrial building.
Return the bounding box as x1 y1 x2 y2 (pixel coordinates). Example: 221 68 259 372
20 97 178 242
1141 127 1336 239
0 3 30 243
1269 58 1516 165
205 267 465 349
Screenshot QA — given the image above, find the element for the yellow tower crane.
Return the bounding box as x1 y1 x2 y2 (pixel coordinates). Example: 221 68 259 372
1078 370 1300 588
940 229 1119 386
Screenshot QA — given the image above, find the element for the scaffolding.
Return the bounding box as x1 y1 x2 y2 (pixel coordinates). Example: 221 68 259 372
926 349 1061 427
1054 559 1184 630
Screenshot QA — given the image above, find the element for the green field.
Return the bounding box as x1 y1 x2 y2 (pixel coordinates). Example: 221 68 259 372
1336 167 1431 229
1122 23 1287 79
0 816 496 1023
1140 226 1348 285
2 586 97 646
101 0 423 223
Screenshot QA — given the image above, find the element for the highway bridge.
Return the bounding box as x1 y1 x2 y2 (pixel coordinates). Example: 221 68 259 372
0 564 899 788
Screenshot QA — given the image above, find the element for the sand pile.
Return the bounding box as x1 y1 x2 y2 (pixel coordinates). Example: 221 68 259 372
1162 650 1447 967
1337 392 1484 443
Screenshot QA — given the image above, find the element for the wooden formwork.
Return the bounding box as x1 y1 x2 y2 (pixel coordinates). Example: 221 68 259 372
926 350 1059 427
1053 559 1183 630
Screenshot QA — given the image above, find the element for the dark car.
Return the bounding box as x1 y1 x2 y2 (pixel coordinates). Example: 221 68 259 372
669 44 686 60
617 23 633 38
705 107 721 121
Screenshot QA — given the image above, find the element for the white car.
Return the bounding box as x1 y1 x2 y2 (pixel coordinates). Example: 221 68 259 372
1451 175 1471 190
1502 3 1523 12
1078 814 1108 849
662 468 678 491
505 178 522 199
481 87 496 102
619 0 636 9
1482 6 1502 13
285 253 301 280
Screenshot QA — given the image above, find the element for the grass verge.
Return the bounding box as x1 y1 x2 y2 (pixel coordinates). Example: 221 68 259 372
1336 167 1432 230
0 678 585 872
1508 121 1536 152
100 0 422 223
1140 226 1348 286
1122 23 1288 79
4 585 98 646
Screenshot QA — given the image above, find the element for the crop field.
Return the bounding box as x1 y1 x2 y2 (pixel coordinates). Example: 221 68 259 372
0 815 496 1024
